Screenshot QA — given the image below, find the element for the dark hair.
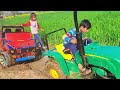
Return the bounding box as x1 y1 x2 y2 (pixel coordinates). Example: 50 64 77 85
30 12 36 20
79 19 91 29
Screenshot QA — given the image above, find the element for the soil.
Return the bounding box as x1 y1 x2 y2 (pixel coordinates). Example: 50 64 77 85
0 56 50 79
0 56 94 79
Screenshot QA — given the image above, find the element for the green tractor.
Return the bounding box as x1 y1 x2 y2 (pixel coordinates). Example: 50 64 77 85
42 11 120 79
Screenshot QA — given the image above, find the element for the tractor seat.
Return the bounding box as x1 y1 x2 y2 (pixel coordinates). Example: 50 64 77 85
5 29 11 33
2 29 11 38
55 44 73 61
16 29 22 32
63 48 71 54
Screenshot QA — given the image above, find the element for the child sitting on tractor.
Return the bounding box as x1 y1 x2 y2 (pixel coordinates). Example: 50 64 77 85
21 12 46 50
62 19 92 75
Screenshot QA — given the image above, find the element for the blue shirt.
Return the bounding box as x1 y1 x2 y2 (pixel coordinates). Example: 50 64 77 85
63 28 84 46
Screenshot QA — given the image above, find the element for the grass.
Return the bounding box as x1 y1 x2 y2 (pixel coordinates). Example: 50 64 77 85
0 11 120 47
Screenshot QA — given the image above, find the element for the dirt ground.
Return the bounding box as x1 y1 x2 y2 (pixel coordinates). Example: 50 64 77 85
0 56 95 79
0 56 50 79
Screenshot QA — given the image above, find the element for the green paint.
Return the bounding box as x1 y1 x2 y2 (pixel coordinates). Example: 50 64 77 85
43 50 81 78
43 42 120 79
75 42 120 79
43 50 70 76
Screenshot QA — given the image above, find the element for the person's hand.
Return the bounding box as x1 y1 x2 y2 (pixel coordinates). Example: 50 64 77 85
41 29 44 32
71 37 77 44
82 37 88 40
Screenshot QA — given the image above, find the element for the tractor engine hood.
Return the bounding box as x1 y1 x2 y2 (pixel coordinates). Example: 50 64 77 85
84 42 120 61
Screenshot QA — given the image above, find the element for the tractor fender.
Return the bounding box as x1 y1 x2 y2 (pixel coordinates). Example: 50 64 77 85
43 50 70 76
106 59 120 79
87 57 120 79
91 60 120 78
75 51 120 79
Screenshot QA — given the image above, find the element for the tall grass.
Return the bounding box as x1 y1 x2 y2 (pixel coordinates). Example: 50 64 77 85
0 11 120 47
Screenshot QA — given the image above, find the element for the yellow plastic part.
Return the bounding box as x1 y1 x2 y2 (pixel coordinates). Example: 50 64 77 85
55 44 73 60
50 69 59 79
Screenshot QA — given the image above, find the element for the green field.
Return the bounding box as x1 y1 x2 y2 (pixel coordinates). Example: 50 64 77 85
0 11 120 47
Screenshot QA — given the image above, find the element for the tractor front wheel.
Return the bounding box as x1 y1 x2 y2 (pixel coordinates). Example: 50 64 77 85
45 58 66 79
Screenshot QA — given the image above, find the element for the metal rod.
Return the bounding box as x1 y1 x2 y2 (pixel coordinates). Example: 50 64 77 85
44 28 67 50
73 11 87 67
46 28 67 36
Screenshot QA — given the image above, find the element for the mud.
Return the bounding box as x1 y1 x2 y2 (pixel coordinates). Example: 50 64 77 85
0 56 94 79
0 56 50 79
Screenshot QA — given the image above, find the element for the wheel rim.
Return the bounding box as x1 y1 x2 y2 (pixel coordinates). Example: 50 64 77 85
50 69 59 79
0 55 7 67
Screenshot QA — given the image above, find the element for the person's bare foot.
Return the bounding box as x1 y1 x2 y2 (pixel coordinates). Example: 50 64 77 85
81 68 91 75
78 63 91 75
42 46 47 49
78 64 84 71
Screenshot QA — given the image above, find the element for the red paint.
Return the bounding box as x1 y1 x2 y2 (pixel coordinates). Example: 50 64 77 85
5 32 35 48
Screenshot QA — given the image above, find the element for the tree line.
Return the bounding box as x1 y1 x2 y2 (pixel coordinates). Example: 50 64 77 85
0 11 38 17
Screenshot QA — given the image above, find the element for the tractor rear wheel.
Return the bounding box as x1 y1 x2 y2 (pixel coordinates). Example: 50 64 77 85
91 66 116 79
95 71 116 79
45 58 66 79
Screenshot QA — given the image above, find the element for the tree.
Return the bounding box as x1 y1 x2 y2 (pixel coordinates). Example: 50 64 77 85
11 11 18 17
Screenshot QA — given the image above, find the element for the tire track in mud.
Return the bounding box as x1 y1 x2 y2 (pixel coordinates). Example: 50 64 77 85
0 56 50 79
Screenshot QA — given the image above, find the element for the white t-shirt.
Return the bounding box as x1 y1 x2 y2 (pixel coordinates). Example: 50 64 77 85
30 20 39 34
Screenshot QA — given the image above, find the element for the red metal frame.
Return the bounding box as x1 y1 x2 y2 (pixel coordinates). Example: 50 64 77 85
0 26 39 61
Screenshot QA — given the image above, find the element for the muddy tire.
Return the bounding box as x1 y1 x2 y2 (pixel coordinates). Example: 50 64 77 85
94 71 116 79
35 54 42 61
35 48 42 60
1 51 13 67
9 54 16 66
0 63 4 70
45 58 66 79
91 66 116 79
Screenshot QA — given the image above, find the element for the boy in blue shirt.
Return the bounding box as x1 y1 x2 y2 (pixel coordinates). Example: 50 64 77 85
62 19 92 75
